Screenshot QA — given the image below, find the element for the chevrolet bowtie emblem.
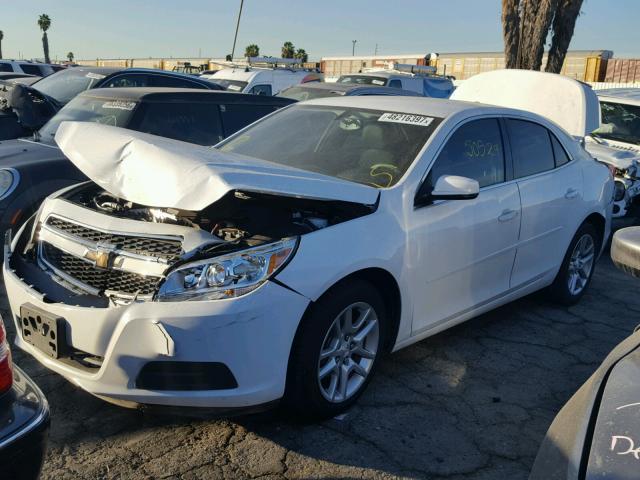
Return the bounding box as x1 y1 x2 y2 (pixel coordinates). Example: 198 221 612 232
83 245 114 269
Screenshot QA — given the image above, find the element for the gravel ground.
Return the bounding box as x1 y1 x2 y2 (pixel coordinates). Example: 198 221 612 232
4 233 639 480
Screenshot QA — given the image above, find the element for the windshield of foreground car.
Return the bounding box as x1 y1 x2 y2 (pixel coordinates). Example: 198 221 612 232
38 96 137 141
277 86 345 101
593 101 640 145
337 75 388 86
32 68 107 105
219 105 442 188
210 79 248 92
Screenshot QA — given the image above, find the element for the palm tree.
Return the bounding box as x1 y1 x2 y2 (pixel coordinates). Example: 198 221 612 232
294 48 308 63
37 14 51 63
502 0 520 68
67 51 74 63
0 31 3 59
520 0 560 70
546 0 584 73
244 44 259 58
281 41 295 59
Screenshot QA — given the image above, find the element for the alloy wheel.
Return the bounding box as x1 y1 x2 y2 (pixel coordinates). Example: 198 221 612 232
567 233 595 296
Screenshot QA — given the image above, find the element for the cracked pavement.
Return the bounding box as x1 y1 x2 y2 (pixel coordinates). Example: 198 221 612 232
4 234 639 480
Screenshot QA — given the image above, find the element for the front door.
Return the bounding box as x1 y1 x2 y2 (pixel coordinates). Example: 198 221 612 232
408 118 521 334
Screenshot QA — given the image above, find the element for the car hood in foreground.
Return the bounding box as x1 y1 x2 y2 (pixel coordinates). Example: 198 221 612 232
55 121 380 210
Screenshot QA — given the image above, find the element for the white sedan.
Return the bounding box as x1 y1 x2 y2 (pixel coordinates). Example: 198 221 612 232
4 72 613 418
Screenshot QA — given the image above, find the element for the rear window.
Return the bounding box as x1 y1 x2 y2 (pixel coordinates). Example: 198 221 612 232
219 105 442 188
278 86 343 101
337 75 388 86
211 79 248 92
20 64 44 76
0 63 13 72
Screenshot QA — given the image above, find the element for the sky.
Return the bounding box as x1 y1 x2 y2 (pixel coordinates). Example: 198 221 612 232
2 0 640 62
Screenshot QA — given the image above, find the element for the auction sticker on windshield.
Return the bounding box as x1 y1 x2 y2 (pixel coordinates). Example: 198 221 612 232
86 72 106 80
102 101 137 111
378 113 435 126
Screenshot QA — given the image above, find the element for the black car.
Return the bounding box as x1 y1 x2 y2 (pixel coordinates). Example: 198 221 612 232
0 314 49 480
0 66 225 140
0 87 294 233
529 227 640 480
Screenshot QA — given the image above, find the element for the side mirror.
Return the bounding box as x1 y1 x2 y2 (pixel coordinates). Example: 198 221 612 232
611 227 640 278
415 174 479 207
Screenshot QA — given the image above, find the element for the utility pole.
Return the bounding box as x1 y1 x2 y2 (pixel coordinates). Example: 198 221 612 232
230 0 244 61
352 40 357 56
374 43 378 56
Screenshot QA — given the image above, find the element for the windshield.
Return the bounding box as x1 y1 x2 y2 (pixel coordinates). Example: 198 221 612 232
593 101 640 145
337 75 388 86
219 105 442 188
210 79 248 92
38 96 137 141
278 86 345 101
33 69 107 104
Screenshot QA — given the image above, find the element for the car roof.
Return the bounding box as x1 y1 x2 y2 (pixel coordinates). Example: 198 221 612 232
597 88 640 103
284 82 421 96
80 87 296 105
338 71 412 79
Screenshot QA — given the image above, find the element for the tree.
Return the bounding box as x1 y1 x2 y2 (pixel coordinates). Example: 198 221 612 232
244 44 259 58
37 14 51 63
546 0 584 73
0 31 3 60
501 0 583 73
281 41 295 59
67 51 74 62
294 48 308 63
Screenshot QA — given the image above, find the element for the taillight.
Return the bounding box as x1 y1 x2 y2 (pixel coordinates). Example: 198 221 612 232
0 317 13 394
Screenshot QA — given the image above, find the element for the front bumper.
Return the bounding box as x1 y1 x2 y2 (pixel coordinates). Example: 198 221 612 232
4 236 310 409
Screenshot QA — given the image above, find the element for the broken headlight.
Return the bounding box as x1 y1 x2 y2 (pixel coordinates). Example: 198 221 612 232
156 238 298 301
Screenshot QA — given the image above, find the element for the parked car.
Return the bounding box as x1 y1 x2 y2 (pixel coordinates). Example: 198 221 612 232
203 57 322 95
0 66 225 141
337 67 454 98
0 315 49 480
585 89 640 217
0 60 56 77
4 71 612 418
529 226 640 480
277 82 423 101
0 87 294 233
0 73 40 82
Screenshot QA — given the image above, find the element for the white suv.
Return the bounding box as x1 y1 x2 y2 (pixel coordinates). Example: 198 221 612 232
0 60 56 77
5 71 612 418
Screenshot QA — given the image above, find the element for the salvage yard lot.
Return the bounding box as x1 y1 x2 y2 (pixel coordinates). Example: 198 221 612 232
4 233 637 480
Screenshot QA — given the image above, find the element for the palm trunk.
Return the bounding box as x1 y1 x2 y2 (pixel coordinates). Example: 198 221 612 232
545 0 584 73
502 0 520 68
42 32 50 64
0 41 3 60
520 0 560 70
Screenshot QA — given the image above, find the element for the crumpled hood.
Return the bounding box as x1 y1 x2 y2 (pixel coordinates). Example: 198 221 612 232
55 121 380 210
585 137 640 170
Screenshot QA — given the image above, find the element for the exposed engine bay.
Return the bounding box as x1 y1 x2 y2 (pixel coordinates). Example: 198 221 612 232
8 182 375 306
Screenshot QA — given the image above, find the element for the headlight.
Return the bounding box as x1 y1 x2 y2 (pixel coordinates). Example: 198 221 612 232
0 168 19 201
156 238 298 301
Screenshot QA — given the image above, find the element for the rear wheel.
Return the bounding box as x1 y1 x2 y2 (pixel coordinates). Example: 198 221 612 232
283 279 387 419
548 223 599 305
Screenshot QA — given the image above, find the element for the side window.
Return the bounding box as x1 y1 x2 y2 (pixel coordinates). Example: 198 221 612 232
0 63 14 72
132 102 223 146
388 79 402 89
220 104 280 136
20 64 43 76
150 75 206 89
550 133 570 167
102 74 150 88
249 84 272 96
429 119 505 188
507 119 555 178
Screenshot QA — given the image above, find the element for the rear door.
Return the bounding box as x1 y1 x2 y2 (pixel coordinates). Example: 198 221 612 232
409 117 521 333
507 118 582 287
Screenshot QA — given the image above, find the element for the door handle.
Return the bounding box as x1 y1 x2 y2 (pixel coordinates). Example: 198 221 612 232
565 188 579 199
498 209 519 222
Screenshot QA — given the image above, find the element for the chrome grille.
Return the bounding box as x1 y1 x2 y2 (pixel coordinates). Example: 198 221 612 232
42 244 160 296
45 217 183 260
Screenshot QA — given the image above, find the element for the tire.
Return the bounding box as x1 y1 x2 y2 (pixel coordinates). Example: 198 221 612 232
283 279 388 420
548 222 600 306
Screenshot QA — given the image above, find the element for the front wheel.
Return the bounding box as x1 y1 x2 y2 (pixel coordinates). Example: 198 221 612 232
283 279 387 420
548 223 599 305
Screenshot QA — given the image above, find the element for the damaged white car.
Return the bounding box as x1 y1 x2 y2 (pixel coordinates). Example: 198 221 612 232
4 71 612 418
587 89 640 218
